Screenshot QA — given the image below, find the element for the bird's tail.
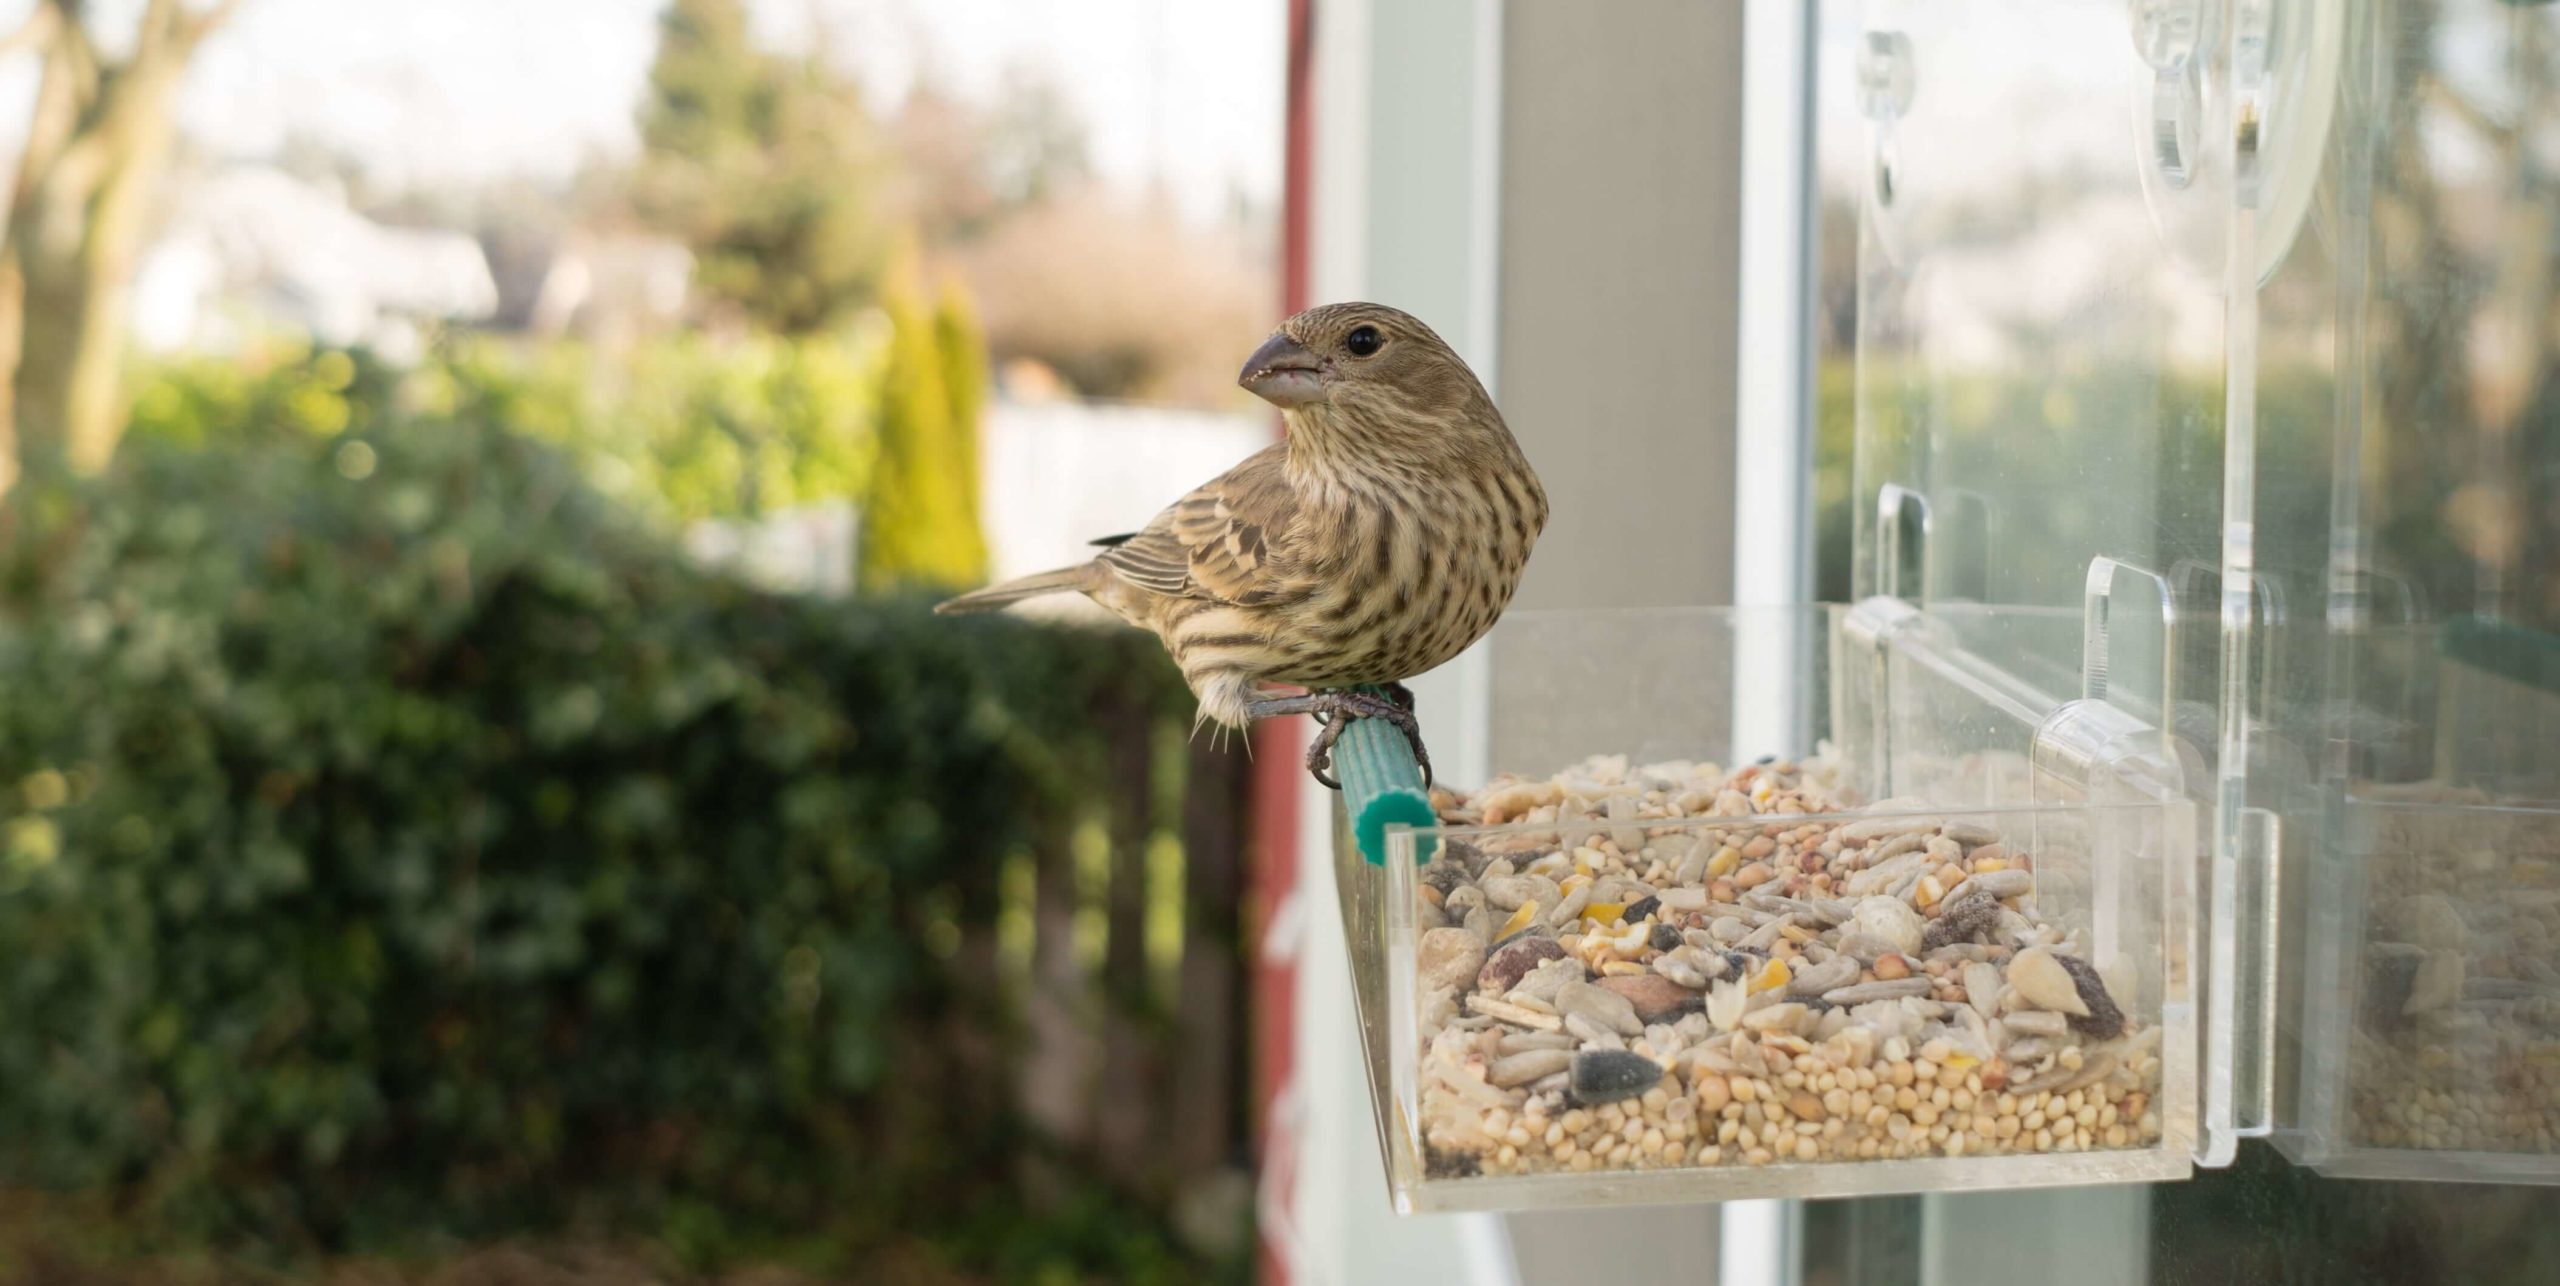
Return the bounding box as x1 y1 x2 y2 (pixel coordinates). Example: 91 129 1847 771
933 565 1090 614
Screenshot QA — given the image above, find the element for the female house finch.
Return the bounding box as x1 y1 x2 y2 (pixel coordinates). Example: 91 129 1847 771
936 302 1547 788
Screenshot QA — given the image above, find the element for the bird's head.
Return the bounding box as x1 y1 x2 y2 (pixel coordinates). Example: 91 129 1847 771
1237 302 1485 426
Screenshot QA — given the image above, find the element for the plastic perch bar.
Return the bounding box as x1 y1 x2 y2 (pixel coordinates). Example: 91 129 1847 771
1334 686 1437 866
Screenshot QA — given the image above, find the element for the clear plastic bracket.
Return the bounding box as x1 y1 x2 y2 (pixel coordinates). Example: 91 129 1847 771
2028 554 2258 1169
1841 593 1927 800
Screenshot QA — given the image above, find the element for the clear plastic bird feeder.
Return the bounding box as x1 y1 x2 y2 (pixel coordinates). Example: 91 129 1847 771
1335 606 2210 1212
1328 0 2560 1212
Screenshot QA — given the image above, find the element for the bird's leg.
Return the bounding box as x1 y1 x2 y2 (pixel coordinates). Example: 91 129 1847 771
1245 692 1395 791
1381 681 1417 714
1244 690 1432 792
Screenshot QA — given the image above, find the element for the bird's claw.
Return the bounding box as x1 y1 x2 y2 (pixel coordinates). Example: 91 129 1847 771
1300 690 1432 794
1308 754 1342 792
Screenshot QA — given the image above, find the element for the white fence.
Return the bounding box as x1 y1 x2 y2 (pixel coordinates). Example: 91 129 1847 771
682 398 1272 604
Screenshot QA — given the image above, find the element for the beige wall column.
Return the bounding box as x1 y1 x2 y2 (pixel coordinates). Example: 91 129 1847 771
1498 0 1746 612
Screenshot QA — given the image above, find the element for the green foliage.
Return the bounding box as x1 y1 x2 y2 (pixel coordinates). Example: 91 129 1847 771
126 346 403 449
931 279 988 576
424 332 886 525
631 0 892 333
858 271 989 594
128 333 886 528
934 277 991 564
0 419 1210 1278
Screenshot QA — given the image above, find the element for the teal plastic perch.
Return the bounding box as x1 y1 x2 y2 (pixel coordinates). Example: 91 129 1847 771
1334 685 1438 866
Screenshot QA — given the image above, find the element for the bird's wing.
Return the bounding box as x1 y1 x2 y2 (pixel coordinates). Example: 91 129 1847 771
1088 532 1139 548
1095 443 1297 605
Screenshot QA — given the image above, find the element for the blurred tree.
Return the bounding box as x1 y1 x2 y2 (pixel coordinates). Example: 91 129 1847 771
891 83 1000 245
858 256 987 593
0 0 243 490
890 70 1094 248
982 70 1093 214
964 188 1268 406
630 0 891 334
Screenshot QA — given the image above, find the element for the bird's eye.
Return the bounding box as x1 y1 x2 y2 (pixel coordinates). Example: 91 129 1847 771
1345 325 1384 357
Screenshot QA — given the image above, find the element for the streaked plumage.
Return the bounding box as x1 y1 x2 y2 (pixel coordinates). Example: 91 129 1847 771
936 302 1547 783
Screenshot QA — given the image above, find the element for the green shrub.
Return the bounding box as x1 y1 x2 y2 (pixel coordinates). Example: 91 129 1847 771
428 331 888 526
0 419 1204 1276
125 345 405 449
128 331 888 530
857 269 989 594
935 277 991 561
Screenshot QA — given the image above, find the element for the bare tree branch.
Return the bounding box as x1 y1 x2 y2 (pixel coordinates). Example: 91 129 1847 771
49 0 232 193
0 4 59 58
21 3 102 123
173 0 244 50
141 0 179 39
2 0 240 479
38 0 94 74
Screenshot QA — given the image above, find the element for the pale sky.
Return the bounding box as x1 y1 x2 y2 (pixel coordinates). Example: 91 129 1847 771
0 0 1284 224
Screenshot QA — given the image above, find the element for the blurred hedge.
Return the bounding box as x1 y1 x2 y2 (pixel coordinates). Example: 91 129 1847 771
128 331 886 529
0 418 1212 1278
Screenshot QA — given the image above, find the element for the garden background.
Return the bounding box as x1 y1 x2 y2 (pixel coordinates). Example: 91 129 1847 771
0 1 1278 1281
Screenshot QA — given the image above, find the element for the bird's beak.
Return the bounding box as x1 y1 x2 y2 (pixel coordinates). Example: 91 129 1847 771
1239 333 1326 408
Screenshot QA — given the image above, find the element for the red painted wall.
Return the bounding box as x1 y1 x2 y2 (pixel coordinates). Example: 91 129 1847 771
1252 2 1314 1282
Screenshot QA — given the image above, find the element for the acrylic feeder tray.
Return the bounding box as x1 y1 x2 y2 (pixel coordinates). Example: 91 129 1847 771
1332 604 2215 1212
2291 790 2560 1182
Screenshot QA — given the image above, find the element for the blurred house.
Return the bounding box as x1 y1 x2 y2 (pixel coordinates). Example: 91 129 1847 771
134 166 498 360
513 230 696 343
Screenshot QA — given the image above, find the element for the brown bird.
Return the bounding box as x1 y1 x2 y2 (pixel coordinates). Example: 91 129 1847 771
935 302 1547 788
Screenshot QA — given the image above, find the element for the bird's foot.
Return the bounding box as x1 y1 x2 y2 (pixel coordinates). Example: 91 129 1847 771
1326 683 1428 789
1245 689 1431 792
1308 700 1433 793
